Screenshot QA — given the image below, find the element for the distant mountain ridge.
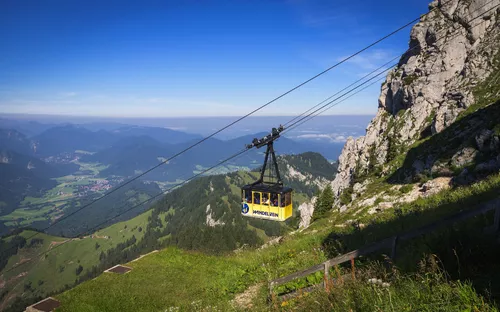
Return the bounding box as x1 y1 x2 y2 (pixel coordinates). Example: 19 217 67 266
110 125 202 144
0 129 36 155
0 123 205 158
0 118 58 137
85 133 334 182
32 125 118 157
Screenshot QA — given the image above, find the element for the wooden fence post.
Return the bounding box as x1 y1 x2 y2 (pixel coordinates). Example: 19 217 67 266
324 262 330 291
391 236 399 261
494 207 500 233
351 257 356 280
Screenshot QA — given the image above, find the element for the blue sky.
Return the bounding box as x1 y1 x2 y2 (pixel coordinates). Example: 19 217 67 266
0 0 429 117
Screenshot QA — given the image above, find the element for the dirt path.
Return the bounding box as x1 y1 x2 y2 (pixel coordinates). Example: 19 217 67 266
0 293 17 311
232 283 263 310
0 272 28 311
90 234 109 239
48 239 70 250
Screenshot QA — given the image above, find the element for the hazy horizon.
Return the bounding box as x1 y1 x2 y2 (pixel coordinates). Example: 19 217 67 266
1 113 374 144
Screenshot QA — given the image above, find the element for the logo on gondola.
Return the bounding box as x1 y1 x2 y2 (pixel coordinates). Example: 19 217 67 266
242 203 249 214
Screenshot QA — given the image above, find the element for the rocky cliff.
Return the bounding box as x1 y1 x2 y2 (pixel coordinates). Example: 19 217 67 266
331 0 500 206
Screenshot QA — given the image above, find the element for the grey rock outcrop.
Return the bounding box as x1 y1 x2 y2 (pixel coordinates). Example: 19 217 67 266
298 197 316 229
451 147 478 168
331 0 500 202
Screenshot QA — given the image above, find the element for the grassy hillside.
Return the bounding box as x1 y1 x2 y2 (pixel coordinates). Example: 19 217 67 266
56 250 498 312
0 212 153 311
53 172 500 311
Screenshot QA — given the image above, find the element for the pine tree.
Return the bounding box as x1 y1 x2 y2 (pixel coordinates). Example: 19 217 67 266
312 184 334 221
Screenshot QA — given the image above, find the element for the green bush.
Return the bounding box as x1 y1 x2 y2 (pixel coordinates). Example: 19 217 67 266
402 73 418 86
399 184 413 193
339 187 353 206
275 271 324 295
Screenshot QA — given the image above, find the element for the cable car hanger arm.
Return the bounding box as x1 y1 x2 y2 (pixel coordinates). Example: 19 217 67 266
245 125 284 187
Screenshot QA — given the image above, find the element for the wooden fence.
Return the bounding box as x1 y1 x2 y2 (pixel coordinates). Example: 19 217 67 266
269 198 500 297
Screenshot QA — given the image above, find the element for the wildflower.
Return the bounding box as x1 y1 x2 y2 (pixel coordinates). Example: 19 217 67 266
382 282 390 288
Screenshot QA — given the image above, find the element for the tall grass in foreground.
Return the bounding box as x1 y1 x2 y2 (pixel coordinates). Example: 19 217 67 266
275 256 498 312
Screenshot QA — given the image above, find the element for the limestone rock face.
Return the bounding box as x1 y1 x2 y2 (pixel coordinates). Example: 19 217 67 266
298 197 316 229
205 204 224 227
331 0 500 202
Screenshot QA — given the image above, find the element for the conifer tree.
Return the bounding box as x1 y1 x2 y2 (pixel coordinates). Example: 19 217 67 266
312 184 334 220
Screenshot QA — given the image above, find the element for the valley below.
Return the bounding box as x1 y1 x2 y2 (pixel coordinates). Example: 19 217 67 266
0 121 348 237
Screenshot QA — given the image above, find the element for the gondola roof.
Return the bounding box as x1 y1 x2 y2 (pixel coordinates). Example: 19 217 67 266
241 183 292 194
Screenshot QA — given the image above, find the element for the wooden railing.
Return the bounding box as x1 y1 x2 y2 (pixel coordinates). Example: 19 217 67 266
269 198 500 296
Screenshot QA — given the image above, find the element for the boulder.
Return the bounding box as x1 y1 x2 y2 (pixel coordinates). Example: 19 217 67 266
475 129 494 152
451 147 478 168
421 177 452 195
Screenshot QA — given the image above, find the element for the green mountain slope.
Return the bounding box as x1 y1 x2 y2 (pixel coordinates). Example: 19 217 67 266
51 171 500 311
0 152 336 311
145 152 337 253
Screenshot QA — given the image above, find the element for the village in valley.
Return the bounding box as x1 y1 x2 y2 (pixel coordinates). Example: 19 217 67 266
0 151 123 228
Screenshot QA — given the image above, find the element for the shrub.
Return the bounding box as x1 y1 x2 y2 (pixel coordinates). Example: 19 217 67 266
402 73 418 86
339 187 353 206
399 184 413 193
75 265 83 276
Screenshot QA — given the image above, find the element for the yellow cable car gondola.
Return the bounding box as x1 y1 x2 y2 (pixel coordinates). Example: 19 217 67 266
241 125 293 221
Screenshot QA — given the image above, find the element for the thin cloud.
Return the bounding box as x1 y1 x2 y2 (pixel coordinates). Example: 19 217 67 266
302 14 342 27
59 92 78 97
293 133 351 143
288 0 351 28
339 49 395 70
